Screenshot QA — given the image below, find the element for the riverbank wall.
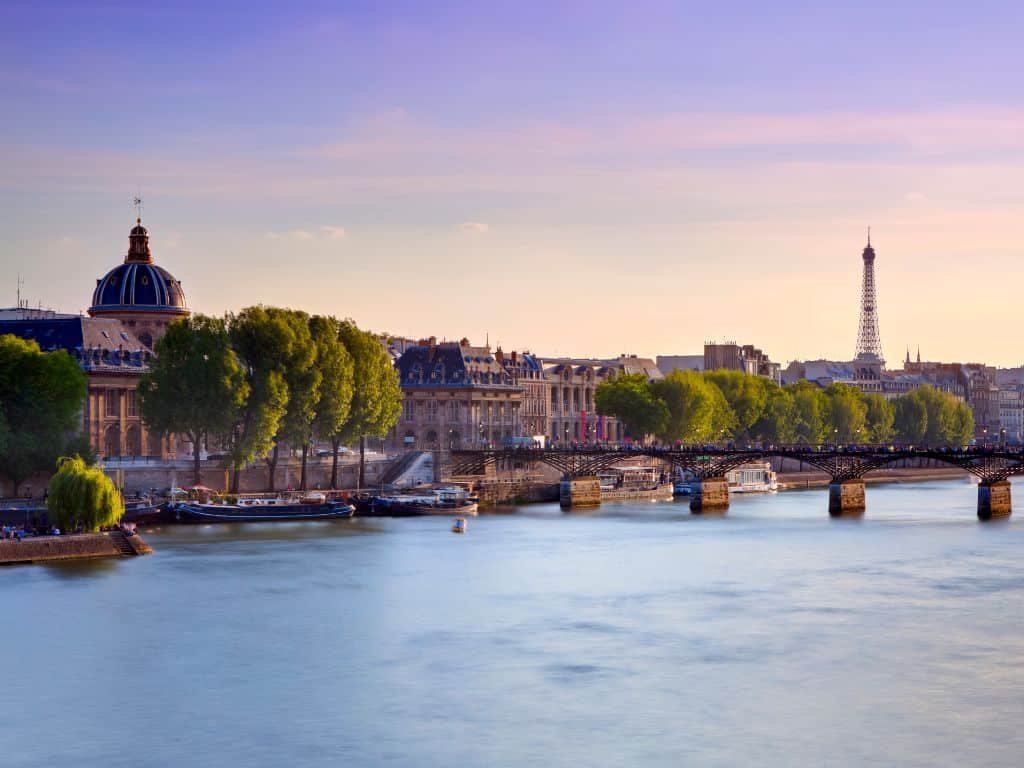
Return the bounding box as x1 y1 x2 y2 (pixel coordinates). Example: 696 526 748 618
0 531 151 565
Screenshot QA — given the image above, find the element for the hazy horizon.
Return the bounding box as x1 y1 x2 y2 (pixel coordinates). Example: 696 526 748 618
4 2 1024 366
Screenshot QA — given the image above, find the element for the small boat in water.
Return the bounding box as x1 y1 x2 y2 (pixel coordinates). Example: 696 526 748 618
451 517 468 534
168 492 355 523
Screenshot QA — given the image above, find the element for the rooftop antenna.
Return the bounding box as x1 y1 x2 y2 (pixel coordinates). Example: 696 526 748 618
867 226 871 246
17 272 24 308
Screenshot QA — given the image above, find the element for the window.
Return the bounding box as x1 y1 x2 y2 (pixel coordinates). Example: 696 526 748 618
426 400 438 421
403 399 414 422
126 390 138 417
105 390 120 418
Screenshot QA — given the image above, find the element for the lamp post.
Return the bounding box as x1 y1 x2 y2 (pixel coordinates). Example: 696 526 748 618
833 428 839 448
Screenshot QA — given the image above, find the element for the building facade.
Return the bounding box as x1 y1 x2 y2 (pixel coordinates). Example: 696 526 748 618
390 339 522 451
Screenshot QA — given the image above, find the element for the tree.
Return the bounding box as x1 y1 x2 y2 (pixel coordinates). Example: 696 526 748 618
139 315 249 485
0 335 87 495
306 316 353 490
263 309 319 490
594 373 669 442
893 391 928 444
752 384 796 444
824 383 867 443
225 307 293 492
337 322 402 489
47 455 123 532
703 370 768 439
650 370 733 443
787 380 829 444
863 393 895 443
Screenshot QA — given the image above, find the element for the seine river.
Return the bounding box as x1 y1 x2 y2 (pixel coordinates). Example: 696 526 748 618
5 478 1024 767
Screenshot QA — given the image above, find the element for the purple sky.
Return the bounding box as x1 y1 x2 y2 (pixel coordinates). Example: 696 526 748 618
4 1 1024 365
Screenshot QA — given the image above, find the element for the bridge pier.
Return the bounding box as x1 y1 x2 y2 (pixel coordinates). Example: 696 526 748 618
978 480 1012 521
690 477 730 513
829 479 866 516
559 476 602 509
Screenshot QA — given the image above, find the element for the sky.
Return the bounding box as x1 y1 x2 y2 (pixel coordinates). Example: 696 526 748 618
3 1 1024 366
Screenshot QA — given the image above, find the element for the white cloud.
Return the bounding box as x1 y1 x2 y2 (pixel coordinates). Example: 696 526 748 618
320 225 346 239
459 221 489 234
265 229 315 241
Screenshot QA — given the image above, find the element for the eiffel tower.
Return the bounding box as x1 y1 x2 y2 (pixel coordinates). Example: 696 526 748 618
855 229 884 363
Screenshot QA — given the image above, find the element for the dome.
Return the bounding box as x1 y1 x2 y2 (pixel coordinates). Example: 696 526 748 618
89 218 188 315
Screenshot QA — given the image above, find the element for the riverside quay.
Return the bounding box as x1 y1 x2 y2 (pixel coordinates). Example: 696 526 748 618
448 445 1024 519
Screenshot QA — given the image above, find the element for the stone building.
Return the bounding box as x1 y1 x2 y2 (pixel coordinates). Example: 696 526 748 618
542 360 625 445
704 342 781 383
0 217 190 460
498 349 548 439
390 339 522 451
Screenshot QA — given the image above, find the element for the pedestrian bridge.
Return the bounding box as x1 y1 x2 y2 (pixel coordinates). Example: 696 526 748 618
447 446 1024 520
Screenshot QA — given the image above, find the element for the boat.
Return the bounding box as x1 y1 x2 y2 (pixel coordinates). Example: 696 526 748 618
725 461 778 493
452 517 468 534
168 493 356 523
370 487 479 517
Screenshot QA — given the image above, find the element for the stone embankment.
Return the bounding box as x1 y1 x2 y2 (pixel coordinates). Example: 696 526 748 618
0 531 152 565
778 466 968 489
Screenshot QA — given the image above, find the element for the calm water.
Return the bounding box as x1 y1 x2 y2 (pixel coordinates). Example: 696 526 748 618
5 479 1024 767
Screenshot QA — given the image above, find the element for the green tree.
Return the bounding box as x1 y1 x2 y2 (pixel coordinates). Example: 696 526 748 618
139 316 249 485
306 316 354 490
824 383 868 443
893 390 928 444
226 307 293 492
263 309 319 490
752 384 796 444
909 385 975 446
702 370 768 439
862 393 895 443
337 322 402 489
787 380 829 444
47 455 124 532
950 401 975 446
594 372 669 442
0 335 87 495
650 370 733 443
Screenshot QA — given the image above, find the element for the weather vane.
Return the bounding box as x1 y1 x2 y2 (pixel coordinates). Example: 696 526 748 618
133 192 143 220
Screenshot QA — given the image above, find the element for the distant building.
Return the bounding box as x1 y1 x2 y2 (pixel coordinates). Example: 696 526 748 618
498 349 548 439
656 354 704 375
390 338 522 451
704 341 780 384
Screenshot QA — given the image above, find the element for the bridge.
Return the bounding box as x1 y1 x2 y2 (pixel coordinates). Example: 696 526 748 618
447 446 1024 519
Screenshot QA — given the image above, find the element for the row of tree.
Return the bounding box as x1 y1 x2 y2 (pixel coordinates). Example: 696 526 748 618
595 369 975 446
139 308 402 489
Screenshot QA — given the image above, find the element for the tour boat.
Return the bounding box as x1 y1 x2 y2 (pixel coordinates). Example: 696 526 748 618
168 492 356 523
725 462 778 493
370 487 479 517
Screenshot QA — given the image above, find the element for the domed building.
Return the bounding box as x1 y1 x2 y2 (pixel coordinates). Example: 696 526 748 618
88 218 189 349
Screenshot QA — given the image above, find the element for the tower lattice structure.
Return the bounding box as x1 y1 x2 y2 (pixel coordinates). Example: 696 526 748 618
855 231 883 361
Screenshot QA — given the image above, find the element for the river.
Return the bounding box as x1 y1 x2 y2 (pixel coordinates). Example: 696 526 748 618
4 478 1024 767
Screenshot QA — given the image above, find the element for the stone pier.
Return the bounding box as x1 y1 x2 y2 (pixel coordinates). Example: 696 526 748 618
559 476 602 509
828 479 866 516
978 479 1012 521
690 476 730 513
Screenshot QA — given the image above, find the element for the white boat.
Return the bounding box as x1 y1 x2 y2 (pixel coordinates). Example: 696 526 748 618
452 517 468 533
726 462 778 493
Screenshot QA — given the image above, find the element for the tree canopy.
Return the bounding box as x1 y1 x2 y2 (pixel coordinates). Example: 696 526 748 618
139 315 249 484
649 370 732 443
47 455 123 532
594 372 669 439
0 335 87 495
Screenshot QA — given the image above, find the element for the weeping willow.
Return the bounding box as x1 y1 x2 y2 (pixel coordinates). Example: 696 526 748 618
47 456 124 532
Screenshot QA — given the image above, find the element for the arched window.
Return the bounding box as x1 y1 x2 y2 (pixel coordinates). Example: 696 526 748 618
425 430 438 444
104 424 121 458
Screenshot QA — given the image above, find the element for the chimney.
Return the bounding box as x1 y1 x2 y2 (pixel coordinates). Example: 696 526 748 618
495 347 504 364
